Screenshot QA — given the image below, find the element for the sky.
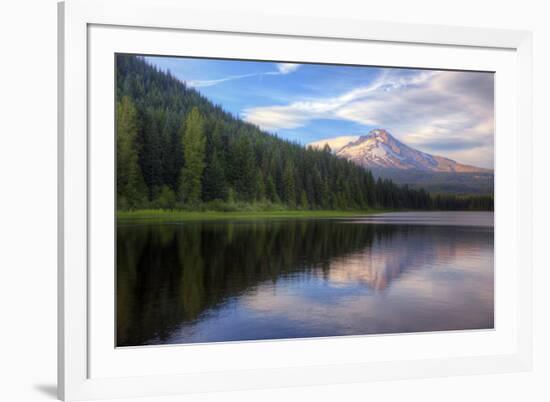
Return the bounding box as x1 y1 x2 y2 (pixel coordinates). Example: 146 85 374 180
145 56 494 168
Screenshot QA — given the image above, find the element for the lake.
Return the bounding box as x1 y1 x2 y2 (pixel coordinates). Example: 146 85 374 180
116 211 494 346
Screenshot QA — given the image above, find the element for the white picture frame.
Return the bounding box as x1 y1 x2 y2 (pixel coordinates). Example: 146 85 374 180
58 0 533 400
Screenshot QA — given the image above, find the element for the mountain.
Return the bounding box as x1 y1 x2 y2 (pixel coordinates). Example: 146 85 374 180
312 129 490 173
310 129 493 194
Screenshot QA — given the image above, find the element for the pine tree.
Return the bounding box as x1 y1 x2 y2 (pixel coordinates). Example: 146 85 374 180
300 190 309 210
234 136 256 201
179 107 206 205
321 177 331 210
140 109 164 199
116 96 147 209
202 150 227 201
255 172 266 201
265 174 278 203
282 161 296 207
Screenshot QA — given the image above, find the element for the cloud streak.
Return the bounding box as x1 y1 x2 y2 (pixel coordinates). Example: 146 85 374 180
187 72 261 88
241 69 436 129
187 63 301 88
243 69 494 167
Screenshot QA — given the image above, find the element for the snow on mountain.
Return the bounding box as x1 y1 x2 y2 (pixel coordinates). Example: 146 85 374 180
310 129 490 173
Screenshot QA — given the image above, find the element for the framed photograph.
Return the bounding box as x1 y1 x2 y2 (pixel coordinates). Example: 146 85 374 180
58 0 533 400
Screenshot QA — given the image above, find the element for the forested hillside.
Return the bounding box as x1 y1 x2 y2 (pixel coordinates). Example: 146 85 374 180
116 55 492 212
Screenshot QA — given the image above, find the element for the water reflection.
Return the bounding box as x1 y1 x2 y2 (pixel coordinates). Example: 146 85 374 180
117 213 494 346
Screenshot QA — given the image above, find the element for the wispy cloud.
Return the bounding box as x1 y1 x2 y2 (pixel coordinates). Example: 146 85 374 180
242 70 435 130
187 73 260 88
187 63 301 88
243 69 494 167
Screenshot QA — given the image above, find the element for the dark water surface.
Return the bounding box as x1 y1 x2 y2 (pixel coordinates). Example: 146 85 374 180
116 212 494 346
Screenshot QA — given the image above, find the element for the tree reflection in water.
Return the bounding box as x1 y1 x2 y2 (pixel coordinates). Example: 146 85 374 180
117 217 493 346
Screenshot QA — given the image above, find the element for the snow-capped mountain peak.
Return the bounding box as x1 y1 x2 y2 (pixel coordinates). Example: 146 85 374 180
311 129 490 173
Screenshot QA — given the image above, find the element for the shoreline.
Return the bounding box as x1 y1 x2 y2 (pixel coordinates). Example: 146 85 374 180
117 209 388 223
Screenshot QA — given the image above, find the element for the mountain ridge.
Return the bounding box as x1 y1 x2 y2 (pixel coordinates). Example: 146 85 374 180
309 129 493 194
310 129 491 174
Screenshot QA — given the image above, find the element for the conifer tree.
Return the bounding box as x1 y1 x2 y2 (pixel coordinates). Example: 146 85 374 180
202 150 227 201
300 190 309 210
234 136 256 201
179 107 206 205
282 161 296 207
116 96 147 209
265 174 278 203
255 172 266 201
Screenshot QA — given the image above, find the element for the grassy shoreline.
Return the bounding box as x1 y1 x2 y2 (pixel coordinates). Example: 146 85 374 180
117 209 388 223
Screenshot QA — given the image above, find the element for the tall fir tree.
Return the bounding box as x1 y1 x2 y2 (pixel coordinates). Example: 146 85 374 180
265 174 279 203
300 190 309 210
234 136 256 201
116 96 147 209
282 161 296 207
179 107 206 205
202 150 227 201
255 172 266 201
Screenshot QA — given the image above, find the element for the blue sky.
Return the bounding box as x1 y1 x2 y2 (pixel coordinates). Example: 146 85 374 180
145 56 494 168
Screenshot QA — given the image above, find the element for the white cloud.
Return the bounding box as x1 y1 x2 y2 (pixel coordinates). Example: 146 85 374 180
243 69 494 167
275 63 300 74
242 70 436 130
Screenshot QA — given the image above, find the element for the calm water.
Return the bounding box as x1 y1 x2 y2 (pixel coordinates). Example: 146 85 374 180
116 212 494 346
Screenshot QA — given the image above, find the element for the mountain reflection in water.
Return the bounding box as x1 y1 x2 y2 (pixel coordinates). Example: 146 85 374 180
116 212 494 346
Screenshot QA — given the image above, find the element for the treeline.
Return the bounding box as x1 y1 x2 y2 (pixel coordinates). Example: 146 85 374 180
116 55 491 212
431 193 493 211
